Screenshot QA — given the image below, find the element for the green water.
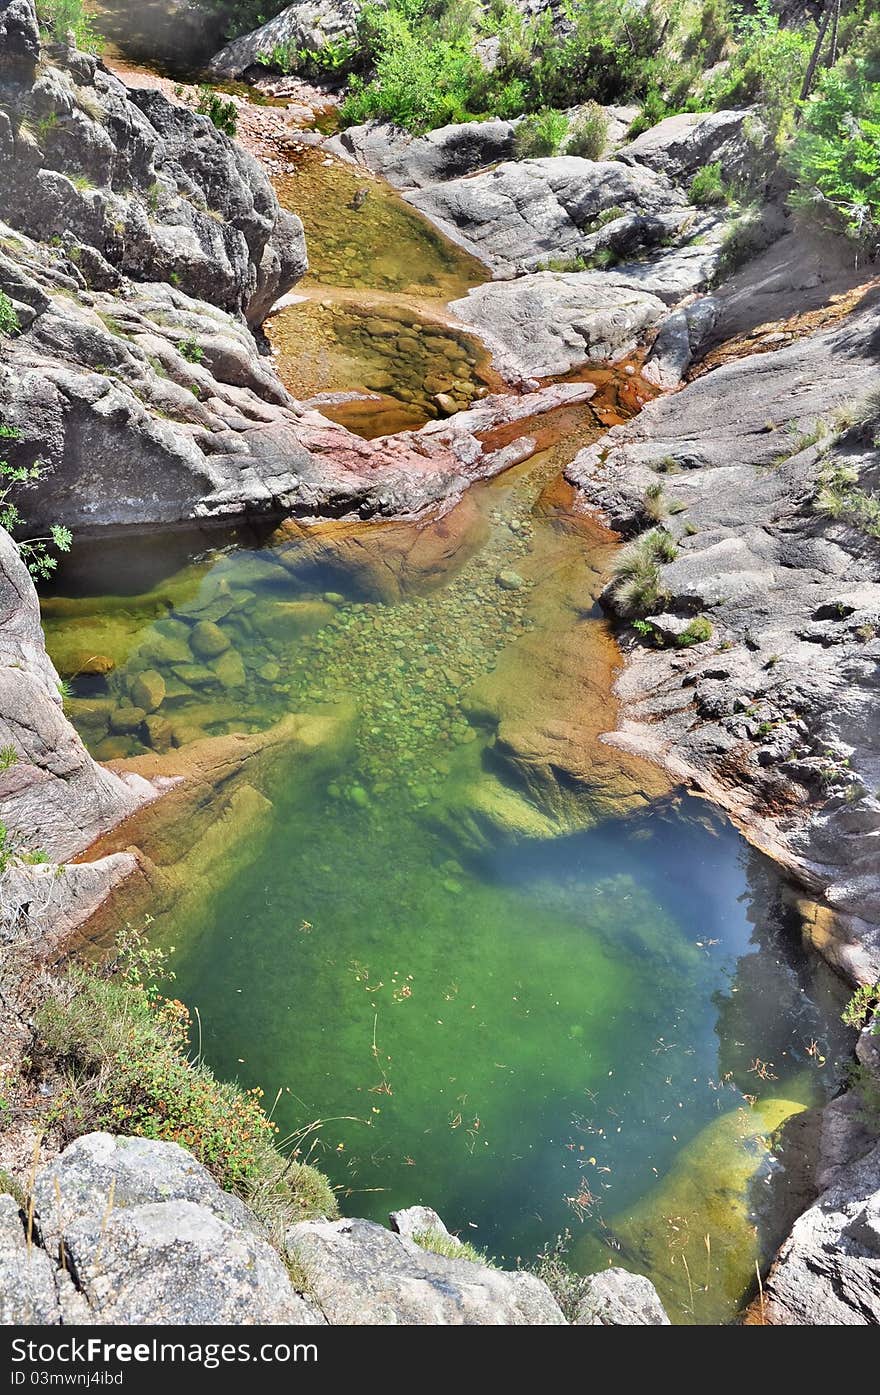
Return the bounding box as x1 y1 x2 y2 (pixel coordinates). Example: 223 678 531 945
44 454 851 1323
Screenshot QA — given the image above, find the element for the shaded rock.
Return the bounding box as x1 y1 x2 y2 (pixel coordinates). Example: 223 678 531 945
0 1195 71 1324
331 118 518 190
642 294 720 387
575 1268 670 1325
760 1140 880 1324
0 0 40 74
286 1216 565 1324
0 529 154 918
616 109 768 185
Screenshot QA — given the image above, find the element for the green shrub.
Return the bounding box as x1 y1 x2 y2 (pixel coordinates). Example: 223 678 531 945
0 292 19 338
194 86 238 137
34 932 337 1223
689 160 728 206
35 0 103 52
178 334 204 365
700 0 814 142
256 35 359 77
340 7 482 133
676 615 713 646
841 980 879 1031
515 108 568 158
786 35 880 247
565 102 608 160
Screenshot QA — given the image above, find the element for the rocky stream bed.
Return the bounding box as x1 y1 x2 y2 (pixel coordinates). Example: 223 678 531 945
0 0 878 1325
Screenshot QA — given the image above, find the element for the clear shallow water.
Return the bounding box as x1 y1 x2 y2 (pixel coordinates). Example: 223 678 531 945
43 457 851 1324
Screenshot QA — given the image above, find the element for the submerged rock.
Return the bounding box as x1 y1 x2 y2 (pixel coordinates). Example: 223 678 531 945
190 620 231 660
129 669 167 713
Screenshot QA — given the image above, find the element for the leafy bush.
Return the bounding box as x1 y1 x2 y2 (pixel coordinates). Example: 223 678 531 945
841 980 879 1031
565 102 608 160
194 86 238 137
178 334 204 365
340 7 482 133
515 108 568 158
700 0 813 141
0 292 19 338
786 38 880 247
34 931 337 1223
256 35 359 77
35 0 103 52
689 160 728 206
676 615 714 646
0 434 72 581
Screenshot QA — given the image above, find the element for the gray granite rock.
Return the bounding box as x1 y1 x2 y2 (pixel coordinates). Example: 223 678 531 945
286 1216 566 1324
575 1268 670 1325
24 1134 324 1325
0 21 305 325
762 1139 880 1324
210 0 367 79
0 1195 70 1324
451 270 666 379
330 118 517 189
407 155 687 276
567 297 880 983
616 108 768 185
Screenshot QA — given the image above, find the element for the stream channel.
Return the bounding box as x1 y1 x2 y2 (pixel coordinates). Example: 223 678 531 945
45 29 855 1323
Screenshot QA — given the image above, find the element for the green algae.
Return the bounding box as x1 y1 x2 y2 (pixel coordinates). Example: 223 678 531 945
572 1085 814 1325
